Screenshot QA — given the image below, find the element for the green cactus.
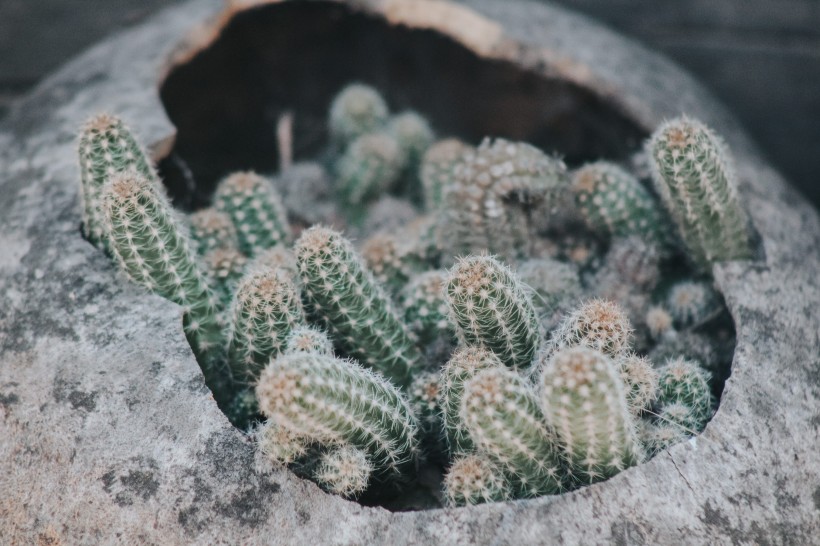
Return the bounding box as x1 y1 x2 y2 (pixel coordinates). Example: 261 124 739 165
617 353 659 416
102 172 226 396
255 352 419 482
336 132 402 210
438 137 569 264
666 280 720 328
256 420 311 466
540 347 642 485
420 138 473 211
78 114 159 250
638 419 689 456
656 357 715 431
295 226 421 388
246 245 297 278
516 257 583 331
443 454 512 507
328 83 389 146
214 171 291 257
446 255 541 370
227 268 303 383
313 445 373 499
647 116 753 268
387 111 435 196
202 246 248 311
572 161 672 249
461 366 564 496
188 207 239 256
399 270 454 347
438 346 503 455
284 325 334 356
551 299 633 358
361 231 429 294
407 371 444 447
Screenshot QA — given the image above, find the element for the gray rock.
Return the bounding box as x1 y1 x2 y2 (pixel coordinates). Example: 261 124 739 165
1 0 818 543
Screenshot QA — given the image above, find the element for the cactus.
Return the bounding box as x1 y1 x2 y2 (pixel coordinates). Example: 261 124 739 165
408 371 443 445
214 171 291 257
295 226 421 388
647 116 753 268
329 83 389 146
284 325 334 356
361 231 429 294
461 366 564 496
399 270 454 346
617 353 659 416
666 280 720 328
203 246 248 311
188 208 238 256
551 299 633 359
227 268 303 382
336 132 402 210
571 161 672 249
313 445 373 498
246 245 297 278
656 357 715 431
438 137 569 264
255 352 419 482
649 331 723 374
388 111 435 171
646 306 674 341
361 195 420 237
438 347 503 454
443 454 512 507
256 420 310 466
420 139 473 211
516 258 583 331
540 347 641 485
446 255 541 370
78 114 159 250
273 162 339 228
638 419 689 456
102 173 226 394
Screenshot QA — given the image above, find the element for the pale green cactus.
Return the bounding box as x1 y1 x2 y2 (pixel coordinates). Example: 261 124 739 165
551 299 633 359
336 132 403 213
313 445 373 498
361 231 429 294
516 257 583 331
399 270 454 347
387 111 435 174
638 419 689 456
284 325 334 356
188 207 239 256
443 454 512 507
666 280 720 328
647 116 753 269
202 246 248 311
407 371 444 447
645 305 674 341
329 83 389 146
256 420 311 466
617 353 659 416
420 138 473 211
246 245 297 278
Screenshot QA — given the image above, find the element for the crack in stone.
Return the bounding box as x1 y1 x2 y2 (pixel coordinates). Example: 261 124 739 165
667 452 696 499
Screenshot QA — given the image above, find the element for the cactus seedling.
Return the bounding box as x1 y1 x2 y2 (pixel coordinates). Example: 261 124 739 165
188 208 239 256
408 371 444 447
214 171 291 257
540 347 642 485
295 226 421 388
336 132 403 210
446 255 541 370
646 306 674 341
329 83 389 146
551 299 633 358
516 257 583 331
313 445 374 498
284 325 334 356
255 352 419 482
443 454 512 507
647 116 753 269
639 419 689 456
420 139 473 211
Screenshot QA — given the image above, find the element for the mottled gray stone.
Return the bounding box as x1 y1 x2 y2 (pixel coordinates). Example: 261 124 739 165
1 0 818 544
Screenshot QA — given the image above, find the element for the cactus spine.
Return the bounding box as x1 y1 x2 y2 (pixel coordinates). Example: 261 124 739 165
256 421 310 466
647 116 753 268
446 255 541 370
255 352 419 482
443 454 511 507
540 347 641 484
617 353 659 416
295 226 421 387
313 445 373 498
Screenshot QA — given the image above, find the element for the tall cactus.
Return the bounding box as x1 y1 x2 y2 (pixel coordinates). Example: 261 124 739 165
255 352 419 482
294 226 421 387
446 255 541 370
647 116 753 268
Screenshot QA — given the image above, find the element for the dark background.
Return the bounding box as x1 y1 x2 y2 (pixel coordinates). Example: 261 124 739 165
1 0 818 208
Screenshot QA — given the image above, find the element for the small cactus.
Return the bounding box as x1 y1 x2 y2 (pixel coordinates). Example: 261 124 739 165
188 208 238 256
227 268 303 382
295 226 421 387
273 162 339 228
648 330 722 373
255 352 419 482
203 246 248 311
551 299 633 358
516 257 583 331
656 357 715 431
446 255 541 370
420 139 473 211
666 280 720 328
461 366 564 496
361 231 429 294
329 83 389 146
639 419 689 456
438 347 503 454
540 347 642 485
617 353 659 416
246 245 297 278
399 270 454 347
78 114 158 250
256 420 310 466
336 132 402 209
646 306 674 341
443 454 512 507
408 371 444 445
387 111 435 173
647 116 753 269
284 325 334 356
571 162 672 249
214 171 291 257
313 445 373 498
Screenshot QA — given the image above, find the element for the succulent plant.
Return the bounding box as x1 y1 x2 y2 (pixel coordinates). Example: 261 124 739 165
187 208 239 256
255 420 311 466
313 445 374 498
284 325 334 356
407 371 444 448
329 83 389 146
550 299 633 359
420 139 473 211
361 231 429 294
336 132 402 211
399 270 454 347
666 280 720 328
443 454 512 507
656 357 715 432
202 246 248 311
617 353 659 416
516 257 583 331
387 111 435 174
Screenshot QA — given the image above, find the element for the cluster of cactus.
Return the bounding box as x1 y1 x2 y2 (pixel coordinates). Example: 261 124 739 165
79 83 749 507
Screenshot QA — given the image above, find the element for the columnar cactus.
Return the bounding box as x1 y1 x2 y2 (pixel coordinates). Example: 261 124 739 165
102 173 225 391
666 280 720 327
313 445 373 498
78 114 158 250
656 357 715 431
438 137 569 263
540 347 641 485
284 325 334 356
647 116 753 268
461 366 564 496
551 299 633 358
329 83 389 146
617 353 659 416
336 132 402 209
255 352 419 482
443 454 512 507
214 171 291 257
294 226 421 387
399 270 454 346
420 139 473 211
438 347 503 454
571 162 672 249
203 246 248 310
188 208 238 256
227 268 303 382
446 255 541 370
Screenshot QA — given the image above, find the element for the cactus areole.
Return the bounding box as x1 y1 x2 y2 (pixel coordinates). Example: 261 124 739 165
1 0 818 543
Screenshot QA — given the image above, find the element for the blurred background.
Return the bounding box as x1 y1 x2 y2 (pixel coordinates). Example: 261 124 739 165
1 0 817 208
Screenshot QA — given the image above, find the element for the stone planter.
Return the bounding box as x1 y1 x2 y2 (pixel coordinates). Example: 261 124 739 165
1 0 818 543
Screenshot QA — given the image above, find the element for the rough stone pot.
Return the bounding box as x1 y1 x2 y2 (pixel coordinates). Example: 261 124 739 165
1 0 818 543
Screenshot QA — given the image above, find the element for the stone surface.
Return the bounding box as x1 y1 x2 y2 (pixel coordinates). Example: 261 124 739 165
1 0 818 543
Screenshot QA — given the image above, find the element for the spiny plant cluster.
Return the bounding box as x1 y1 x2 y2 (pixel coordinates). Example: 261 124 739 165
79 84 751 508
